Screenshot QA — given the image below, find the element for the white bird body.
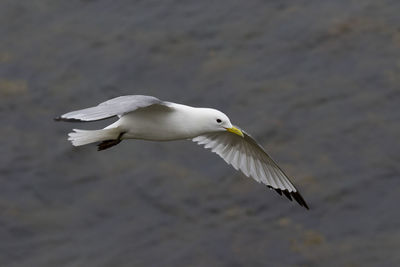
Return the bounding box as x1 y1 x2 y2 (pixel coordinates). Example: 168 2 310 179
56 95 309 209
111 103 233 141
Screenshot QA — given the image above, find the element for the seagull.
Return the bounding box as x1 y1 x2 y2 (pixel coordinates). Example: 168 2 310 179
56 95 309 209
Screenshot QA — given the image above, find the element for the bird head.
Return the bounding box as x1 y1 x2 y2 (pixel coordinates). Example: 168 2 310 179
199 108 244 137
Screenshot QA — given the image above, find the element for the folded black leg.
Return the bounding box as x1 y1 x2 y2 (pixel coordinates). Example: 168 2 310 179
97 132 124 151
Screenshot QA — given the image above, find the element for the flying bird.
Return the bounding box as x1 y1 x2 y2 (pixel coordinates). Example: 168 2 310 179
56 95 309 209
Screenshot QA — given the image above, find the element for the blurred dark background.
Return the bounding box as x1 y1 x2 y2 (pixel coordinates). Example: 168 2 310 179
1 0 400 266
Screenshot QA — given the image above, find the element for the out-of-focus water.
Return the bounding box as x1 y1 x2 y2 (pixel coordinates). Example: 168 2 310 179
1 0 400 266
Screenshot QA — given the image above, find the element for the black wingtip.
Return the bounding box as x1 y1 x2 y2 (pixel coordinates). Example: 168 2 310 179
268 186 309 210
291 191 310 210
54 116 85 122
282 190 293 201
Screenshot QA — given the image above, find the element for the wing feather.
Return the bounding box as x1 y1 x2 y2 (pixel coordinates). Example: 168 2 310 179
193 128 309 209
56 95 169 122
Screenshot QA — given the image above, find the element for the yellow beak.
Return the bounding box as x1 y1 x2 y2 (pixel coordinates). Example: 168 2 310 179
226 126 244 137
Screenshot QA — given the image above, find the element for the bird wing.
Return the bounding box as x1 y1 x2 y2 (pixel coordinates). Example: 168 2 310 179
56 95 171 122
193 128 309 209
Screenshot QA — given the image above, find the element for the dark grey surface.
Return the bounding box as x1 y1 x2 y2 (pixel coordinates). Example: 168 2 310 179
1 1 400 266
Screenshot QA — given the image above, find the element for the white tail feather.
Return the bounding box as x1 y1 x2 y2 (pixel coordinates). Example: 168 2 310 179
68 128 120 146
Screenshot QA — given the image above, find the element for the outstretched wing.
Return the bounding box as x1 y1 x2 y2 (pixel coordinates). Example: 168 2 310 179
193 128 309 209
56 95 170 122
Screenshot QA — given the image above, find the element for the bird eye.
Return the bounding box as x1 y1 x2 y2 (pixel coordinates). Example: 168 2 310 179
216 119 222 123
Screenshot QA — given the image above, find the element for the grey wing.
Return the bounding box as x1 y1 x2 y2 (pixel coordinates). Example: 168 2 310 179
193 128 309 209
56 95 170 122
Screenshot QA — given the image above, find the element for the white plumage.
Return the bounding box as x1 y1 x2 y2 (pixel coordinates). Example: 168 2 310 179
56 95 309 209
